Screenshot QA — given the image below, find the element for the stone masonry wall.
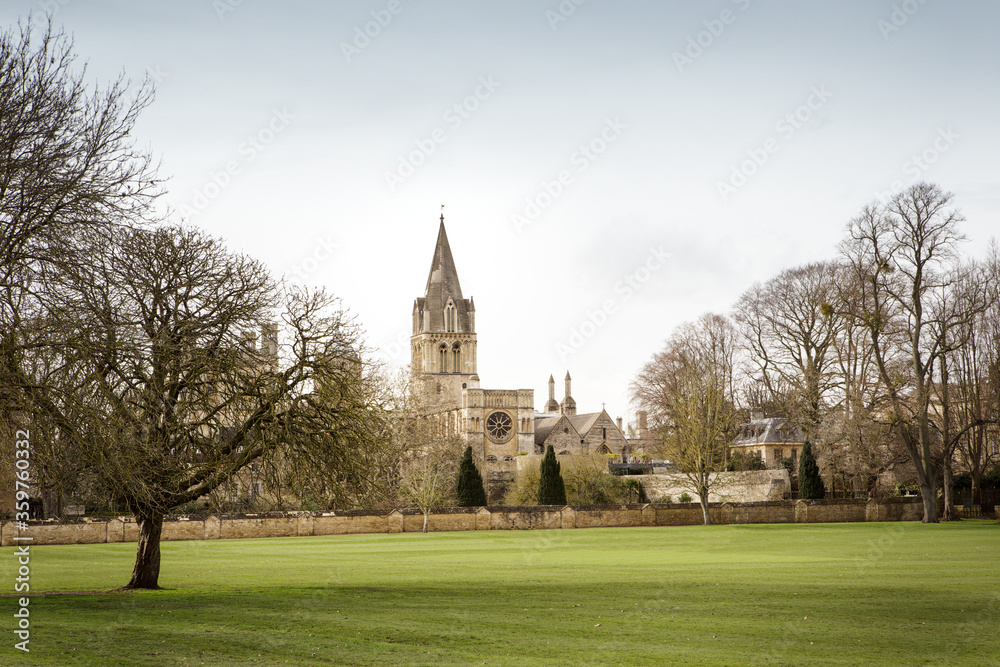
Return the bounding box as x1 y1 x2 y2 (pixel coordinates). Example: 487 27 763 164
0 499 925 546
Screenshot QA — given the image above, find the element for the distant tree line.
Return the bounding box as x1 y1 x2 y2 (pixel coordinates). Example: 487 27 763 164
632 182 1000 524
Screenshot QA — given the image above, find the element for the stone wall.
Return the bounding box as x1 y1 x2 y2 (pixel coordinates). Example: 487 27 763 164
0 499 925 546
638 469 791 504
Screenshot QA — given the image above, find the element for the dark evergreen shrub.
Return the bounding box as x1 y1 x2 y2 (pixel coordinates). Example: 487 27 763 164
798 440 826 499
538 445 567 505
456 446 488 506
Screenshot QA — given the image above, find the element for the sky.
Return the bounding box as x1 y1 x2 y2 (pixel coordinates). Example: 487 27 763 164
4 1 999 428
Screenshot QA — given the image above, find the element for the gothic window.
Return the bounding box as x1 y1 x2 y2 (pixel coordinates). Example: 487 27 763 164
602 427 607 440
445 301 456 332
452 342 461 373
439 343 448 373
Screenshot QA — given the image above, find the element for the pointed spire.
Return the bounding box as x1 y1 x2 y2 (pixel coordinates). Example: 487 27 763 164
545 374 559 413
418 211 473 334
560 370 576 416
424 217 464 303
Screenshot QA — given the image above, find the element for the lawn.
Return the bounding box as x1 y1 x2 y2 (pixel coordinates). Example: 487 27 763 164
2 521 998 665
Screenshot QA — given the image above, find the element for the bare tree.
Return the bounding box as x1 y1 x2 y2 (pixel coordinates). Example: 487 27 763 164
840 182 966 522
821 266 910 497
11 226 391 588
390 370 464 530
0 16 159 342
1 17 160 518
928 261 996 519
936 248 1000 513
397 437 461 532
631 313 740 524
734 261 844 436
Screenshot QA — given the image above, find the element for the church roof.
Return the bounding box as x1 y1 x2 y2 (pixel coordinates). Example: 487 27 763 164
416 218 474 333
424 219 464 306
567 412 603 437
534 414 580 445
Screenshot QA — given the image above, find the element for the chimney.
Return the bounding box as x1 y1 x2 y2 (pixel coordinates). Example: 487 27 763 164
544 374 559 413
616 416 623 432
637 410 648 439
560 371 577 416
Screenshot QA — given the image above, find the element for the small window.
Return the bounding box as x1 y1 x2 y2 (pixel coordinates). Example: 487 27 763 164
486 455 497 462
503 456 514 462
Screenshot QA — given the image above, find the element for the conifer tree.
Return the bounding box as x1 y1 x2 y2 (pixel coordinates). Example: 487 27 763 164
538 445 567 505
455 446 488 506
798 440 826 499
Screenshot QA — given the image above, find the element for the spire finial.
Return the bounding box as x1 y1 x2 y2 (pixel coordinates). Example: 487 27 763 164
440 204 445 224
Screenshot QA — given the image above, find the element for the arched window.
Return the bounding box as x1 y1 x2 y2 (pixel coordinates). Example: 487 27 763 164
445 301 456 332
452 342 461 374
439 344 448 373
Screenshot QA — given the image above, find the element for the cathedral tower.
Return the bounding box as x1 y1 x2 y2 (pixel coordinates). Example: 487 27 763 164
411 214 479 401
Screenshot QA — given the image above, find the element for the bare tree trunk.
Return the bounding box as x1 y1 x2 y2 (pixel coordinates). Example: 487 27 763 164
698 483 712 525
941 461 955 521
125 513 163 589
918 480 938 524
422 510 429 533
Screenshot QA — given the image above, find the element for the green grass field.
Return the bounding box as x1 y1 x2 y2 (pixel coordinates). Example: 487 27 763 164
2 521 998 666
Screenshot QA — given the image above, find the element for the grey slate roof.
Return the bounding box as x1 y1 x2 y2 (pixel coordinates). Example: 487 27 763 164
733 417 804 445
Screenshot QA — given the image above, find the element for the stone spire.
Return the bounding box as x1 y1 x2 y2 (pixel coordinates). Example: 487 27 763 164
560 371 577 416
410 212 478 383
413 215 474 335
544 374 559 413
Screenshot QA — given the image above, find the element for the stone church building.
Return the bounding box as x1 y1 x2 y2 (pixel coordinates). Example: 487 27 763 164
411 215 628 499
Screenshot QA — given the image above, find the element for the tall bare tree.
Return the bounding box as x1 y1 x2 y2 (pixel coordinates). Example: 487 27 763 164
1 17 160 516
820 268 909 497
631 313 740 524
735 261 844 436
0 16 159 333
937 248 1000 512
11 226 392 588
840 182 966 522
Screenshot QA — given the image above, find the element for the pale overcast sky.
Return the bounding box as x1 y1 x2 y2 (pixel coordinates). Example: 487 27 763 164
4 1 999 426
